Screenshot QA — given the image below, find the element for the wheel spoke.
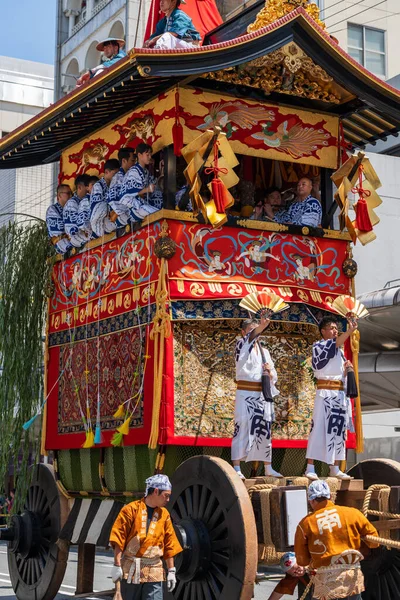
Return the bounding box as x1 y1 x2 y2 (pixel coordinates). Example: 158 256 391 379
209 520 227 541
206 571 221 599
211 539 229 552
210 562 226 584
184 488 193 517
202 494 217 524
174 579 185 599
207 505 223 530
177 496 188 519
32 557 41 582
182 581 191 600
192 484 200 518
198 485 209 520
201 579 214 600
211 551 229 568
193 580 204 600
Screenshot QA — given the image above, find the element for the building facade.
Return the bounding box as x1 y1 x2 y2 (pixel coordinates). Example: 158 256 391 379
0 56 54 226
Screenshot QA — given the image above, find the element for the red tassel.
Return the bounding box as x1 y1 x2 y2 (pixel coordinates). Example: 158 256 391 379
173 89 183 156
211 178 226 213
354 198 373 232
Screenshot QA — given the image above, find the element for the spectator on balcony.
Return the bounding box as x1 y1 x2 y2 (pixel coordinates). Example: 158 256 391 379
63 174 92 248
90 159 120 238
264 177 322 228
143 0 201 50
108 147 136 228
77 38 127 86
46 184 73 255
118 143 162 222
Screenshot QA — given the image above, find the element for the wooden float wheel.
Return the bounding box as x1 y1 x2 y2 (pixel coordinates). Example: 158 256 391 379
5 464 69 600
169 455 258 600
347 458 400 600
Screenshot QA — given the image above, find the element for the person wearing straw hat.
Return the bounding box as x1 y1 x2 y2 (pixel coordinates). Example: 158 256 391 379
267 552 312 600
294 480 379 600
232 315 282 479
77 37 127 86
304 316 357 481
143 0 201 50
110 474 182 600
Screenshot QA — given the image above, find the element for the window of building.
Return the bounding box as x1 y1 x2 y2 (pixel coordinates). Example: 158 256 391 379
348 24 386 77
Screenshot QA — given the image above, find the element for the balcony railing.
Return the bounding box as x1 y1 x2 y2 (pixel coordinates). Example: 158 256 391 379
92 0 111 17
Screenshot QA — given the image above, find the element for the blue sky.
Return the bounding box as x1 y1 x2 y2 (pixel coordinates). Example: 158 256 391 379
0 0 56 65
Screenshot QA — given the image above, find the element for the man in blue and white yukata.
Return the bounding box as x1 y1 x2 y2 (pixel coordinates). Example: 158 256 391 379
305 316 357 481
232 317 282 480
118 143 163 223
143 0 201 50
265 177 322 228
77 38 127 86
108 147 136 228
63 174 92 248
46 184 73 255
90 159 120 238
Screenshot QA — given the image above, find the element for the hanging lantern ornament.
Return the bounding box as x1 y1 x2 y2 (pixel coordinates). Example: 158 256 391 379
351 164 373 233
204 141 230 214
342 249 358 279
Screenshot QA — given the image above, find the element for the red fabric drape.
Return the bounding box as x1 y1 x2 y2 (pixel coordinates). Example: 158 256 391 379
144 0 223 43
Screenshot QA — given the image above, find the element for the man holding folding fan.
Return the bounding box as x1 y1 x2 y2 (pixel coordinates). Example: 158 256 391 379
305 316 358 481
231 314 282 480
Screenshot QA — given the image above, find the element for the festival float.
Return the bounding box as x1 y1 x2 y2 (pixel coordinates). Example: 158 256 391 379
0 1 400 599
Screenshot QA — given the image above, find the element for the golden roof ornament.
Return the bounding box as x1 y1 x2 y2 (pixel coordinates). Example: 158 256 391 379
248 0 325 33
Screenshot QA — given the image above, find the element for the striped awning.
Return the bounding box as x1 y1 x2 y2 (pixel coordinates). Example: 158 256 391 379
58 498 123 547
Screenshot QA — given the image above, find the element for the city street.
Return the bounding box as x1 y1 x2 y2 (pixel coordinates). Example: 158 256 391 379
0 542 282 600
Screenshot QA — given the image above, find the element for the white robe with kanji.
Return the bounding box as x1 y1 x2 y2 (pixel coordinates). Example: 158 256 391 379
306 338 354 464
231 333 279 463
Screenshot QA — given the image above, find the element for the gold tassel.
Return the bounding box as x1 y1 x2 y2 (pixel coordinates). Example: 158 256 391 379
82 429 95 448
113 404 126 418
117 416 131 436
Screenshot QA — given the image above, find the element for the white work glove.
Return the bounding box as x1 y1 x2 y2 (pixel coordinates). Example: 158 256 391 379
111 565 123 583
167 567 177 592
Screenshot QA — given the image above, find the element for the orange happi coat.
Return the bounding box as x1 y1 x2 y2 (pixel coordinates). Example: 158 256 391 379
110 499 183 583
294 500 379 569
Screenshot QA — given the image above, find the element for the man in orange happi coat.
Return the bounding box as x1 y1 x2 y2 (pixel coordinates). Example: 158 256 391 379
295 481 379 600
110 474 182 600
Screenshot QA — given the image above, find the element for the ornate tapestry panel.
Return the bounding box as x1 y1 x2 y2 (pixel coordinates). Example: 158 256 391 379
180 87 339 169
49 222 163 333
173 319 318 442
58 328 144 435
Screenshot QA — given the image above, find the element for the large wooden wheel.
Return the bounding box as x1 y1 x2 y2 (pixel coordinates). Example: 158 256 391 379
2 464 69 600
169 455 258 600
348 458 400 600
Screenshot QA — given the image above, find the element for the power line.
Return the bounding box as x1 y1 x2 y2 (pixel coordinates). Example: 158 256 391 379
324 0 370 23
327 0 388 30
331 7 400 33
323 0 394 18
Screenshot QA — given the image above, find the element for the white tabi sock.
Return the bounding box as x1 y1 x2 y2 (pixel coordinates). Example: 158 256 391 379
305 464 316 473
329 466 340 475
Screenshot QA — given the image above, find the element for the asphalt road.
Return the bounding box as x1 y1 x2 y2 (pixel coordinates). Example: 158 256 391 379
0 542 287 599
